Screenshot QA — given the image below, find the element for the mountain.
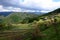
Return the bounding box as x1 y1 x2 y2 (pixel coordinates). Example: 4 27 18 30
26 12 45 15
0 12 12 16
50 8 60 13
5 12 39 23
41 8 60 16
47 8 60 15
0 12 45 17
0 8 60 40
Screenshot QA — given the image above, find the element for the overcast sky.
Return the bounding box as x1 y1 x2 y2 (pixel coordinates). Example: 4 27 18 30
0 0 60 12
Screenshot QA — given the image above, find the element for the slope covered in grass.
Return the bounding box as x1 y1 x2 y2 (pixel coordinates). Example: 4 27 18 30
5 12 39 24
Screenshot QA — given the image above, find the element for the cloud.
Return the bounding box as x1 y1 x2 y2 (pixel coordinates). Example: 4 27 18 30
0 5 9 12
0 5 35 12
0 0 60 12
20 0 60 10
0 5 21 12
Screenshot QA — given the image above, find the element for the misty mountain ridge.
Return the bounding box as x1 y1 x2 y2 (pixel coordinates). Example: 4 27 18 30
0 12 12 16
0 12 44 16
